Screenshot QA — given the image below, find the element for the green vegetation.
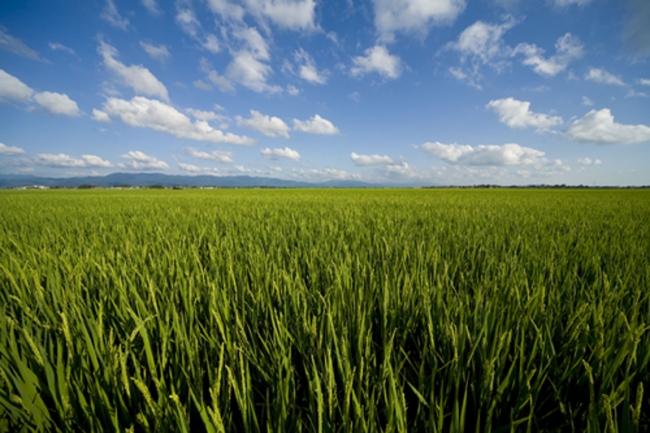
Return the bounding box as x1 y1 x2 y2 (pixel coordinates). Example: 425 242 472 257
0 189 648 432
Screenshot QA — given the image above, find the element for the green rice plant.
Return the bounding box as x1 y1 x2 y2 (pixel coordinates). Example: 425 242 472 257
0 189 648 432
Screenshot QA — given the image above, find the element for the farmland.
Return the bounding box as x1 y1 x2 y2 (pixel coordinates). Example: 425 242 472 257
0 189 649 432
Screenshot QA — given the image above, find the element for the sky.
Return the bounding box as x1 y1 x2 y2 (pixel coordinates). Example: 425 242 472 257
0 0 649 186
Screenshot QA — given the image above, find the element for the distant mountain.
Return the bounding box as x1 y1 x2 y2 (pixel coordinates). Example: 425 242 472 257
0 172 385 189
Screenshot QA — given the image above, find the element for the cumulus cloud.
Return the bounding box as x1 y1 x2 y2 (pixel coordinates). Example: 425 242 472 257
565 109 650 144
447 17 516 66
421 142 546 165
176 7 202 37
49 42 76 55
514 33 584 76
0 143 25 156
33 91 80 116
0 69 34 101
101 0 129 30
585 68 625 86
486 98 562 131
582 96 593 106
294 48 327 84
185 108 227 123
120 150 169 170
578 157 602 165
293 114 339 134
445 16 516 86
0 69 80 116
350 45 402 79
34 153 112 168
0 27 42 61
447 18 582 85
373 0 466 41
236 110 290 138
183 147 234 163
226 51 282 93
639 79 650 86
261 147 301 161
351 152 394 166
100 96 255 145
245 0 317 31
140 41 171 63
92 109 112 123
99 40 169 101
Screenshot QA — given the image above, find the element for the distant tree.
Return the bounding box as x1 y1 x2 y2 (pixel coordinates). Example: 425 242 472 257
78 184 95 189
149 184 164 189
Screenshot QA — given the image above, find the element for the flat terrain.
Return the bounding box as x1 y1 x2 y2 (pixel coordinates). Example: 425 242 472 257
1 189 649 432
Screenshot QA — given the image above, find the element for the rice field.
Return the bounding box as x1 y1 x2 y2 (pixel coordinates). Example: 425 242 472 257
0 188 649 432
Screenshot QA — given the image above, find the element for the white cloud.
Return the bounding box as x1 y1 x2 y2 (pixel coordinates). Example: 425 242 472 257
287 85 299 95
0 70 79 116
179 162 219 174
236 110 290 138
176 8 201 37
142 0 161 15
0 27 41 60
293 114 339 134
448 17 516 66
185 108 227 122
34 153 112 168
351 152 394 166
585 68 625 86
120 150 169 170
448 20 582 84
205 0 246 21
486 98 562 131
0 143 25 156
373 0 466 41
140 41 170 63
244 0 317 31
261 146 301 161
226 51 282 93
233 26 270 60
446 16 516 86
350 45 402 79
514 33 583 76
101 0 129 30
101 96 255 145
184 147 234 163
294 48 327 84
639 79 650 86
208 70 235 92
566 109 650 145
92 109 112 123
384 162 428 179
202 34 221 53
0 69 34 101
582 96 593 106
421 142 545 165
578 157 602 165
98 41 169 101
33 91 80 116
49 42 75 55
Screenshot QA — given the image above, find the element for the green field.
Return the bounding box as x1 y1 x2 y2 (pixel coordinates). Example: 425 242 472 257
1 189 649 432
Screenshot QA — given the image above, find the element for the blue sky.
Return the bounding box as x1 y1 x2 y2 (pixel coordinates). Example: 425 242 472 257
1 0 649 185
